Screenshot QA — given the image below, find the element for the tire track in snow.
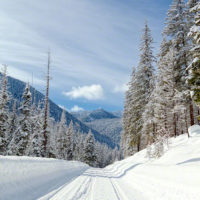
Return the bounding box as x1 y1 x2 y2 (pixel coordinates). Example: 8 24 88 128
102 169 129 200
79 175 97 200
44 175 91 200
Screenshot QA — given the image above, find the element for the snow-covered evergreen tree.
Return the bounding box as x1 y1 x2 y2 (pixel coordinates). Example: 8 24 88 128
0 65 10 155
7 100 18 144
142 76 156 146
123 22 155 155
56 109 67 158
83 130 97 167
9 83 32 156
64 121 74 160
164 0 194 131
188 2 200 111
29 102 44 157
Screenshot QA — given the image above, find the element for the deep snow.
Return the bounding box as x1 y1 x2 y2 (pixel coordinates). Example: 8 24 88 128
1 125 200 200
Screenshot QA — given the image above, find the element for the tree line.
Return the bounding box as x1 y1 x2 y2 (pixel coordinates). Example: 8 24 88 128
122 0 200 158
0 56 120 167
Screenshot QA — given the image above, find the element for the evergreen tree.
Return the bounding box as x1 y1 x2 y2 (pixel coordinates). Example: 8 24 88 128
164 0 194 131
83 130 97 167
188 2 200 112
9 83 32 156
7 101 18 145
56 109 67 158
64 121 74 160
0 65 10 155
29 102 44 157
123 22 155 155
142 77 156 146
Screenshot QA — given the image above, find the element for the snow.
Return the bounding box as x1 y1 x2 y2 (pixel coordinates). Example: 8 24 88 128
188 125 200 136
1 127 200 200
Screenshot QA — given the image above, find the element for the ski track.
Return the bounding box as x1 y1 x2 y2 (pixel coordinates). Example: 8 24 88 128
40 167 138 200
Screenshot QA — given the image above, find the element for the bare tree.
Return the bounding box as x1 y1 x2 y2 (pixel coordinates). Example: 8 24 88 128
42 51 51 157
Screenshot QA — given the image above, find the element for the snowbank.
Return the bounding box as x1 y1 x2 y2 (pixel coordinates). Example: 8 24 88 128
0 156 88 200
188 125 200 136
104 129 200 200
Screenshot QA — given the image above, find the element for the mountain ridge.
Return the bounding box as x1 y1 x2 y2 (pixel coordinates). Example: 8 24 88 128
71 109 123 145
2 74 116 148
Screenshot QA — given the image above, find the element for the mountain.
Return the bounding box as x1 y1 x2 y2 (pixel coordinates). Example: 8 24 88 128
2 74 116 148
72 108 117 122
110 110 123 118
72 109 123 145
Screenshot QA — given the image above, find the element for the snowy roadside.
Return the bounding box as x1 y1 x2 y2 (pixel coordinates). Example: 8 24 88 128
0 126 200 200
0 157 89 200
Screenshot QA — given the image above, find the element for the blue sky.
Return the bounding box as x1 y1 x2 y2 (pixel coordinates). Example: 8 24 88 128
0 0 173 112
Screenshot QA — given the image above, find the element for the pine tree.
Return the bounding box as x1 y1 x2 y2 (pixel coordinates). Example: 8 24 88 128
29 102 44 157
164 0 194 132
83 130 97 167
142 76 156 146
154 38 174 135
64 121 74 160
0 65 10 155
9 83 32 156
76 133 85 162
123 22 155 155
56 109 67 159
122 66 137 156
7 101 18 144
188 2 200 112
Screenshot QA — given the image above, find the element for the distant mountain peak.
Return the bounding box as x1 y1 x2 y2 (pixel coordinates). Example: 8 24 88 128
72 108 118 123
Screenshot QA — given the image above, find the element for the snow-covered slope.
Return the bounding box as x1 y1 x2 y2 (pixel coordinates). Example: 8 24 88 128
0 157 89 200
1 126 200 200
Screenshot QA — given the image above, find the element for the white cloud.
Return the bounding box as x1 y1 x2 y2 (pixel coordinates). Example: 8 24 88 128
70 105 84 112
63 84 104 100
113 83 128 93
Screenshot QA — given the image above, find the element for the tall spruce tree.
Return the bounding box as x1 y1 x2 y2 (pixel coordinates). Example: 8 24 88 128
0 65 10 155
29 102 44 157
83 130 97 167
7 101 18 144
163 0 195 132
56 109 67 158
188 2 200 112
64 121 74 160
9 83 32 155
123 22 155 155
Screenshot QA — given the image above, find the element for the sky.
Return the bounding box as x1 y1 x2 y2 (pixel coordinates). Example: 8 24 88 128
0 0 173 112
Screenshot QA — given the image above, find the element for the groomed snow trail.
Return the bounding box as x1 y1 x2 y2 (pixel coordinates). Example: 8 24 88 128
1 126 200 200
39 167 141 200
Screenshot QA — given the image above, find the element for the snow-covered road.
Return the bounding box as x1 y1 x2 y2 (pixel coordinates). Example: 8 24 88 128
38 166 143 200
1 126 200 200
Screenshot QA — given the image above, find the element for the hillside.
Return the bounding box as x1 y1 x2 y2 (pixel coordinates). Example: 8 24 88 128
72 109 123 145
3 74 116 148
71 108 118 122
1 125 200 200
85 118 122 145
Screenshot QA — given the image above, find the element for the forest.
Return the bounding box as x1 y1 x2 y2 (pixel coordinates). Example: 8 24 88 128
122 0 200 158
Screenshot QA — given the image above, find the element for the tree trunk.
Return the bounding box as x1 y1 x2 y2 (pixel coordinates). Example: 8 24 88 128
190 103 194 126
184 110 189 138
43 51 51 156
173 113 177 137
